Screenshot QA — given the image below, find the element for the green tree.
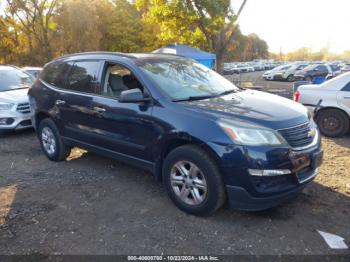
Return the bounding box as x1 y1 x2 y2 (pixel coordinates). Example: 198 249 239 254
136 0 248 72
4 0 60 64
56 0 102 54
98 0 155 52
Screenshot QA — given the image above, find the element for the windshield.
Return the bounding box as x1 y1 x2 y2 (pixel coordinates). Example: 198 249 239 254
273 65 290 71
0 67 34 92
302 64 319 71
138 59 239 101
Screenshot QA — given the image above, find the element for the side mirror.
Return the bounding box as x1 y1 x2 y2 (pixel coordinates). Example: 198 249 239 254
118 88 151 103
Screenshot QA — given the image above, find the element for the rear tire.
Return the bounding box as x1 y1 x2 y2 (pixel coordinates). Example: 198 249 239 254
38 118 71 161
162 145 226 216
316 109 349 137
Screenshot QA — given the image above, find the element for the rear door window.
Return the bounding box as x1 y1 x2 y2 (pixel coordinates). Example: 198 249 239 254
316 65 328 72
67 61 101 94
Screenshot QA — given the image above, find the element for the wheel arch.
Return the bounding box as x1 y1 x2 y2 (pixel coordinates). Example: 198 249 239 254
315 106 350 121
34 111 51 130
153 135 223 182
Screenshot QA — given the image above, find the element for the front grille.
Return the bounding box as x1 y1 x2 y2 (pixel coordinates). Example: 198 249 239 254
16 103 31 114
278 122 313 148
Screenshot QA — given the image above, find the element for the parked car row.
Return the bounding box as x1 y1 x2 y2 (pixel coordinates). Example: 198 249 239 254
224 60 281 75
263 62 343 82
340 62 350 73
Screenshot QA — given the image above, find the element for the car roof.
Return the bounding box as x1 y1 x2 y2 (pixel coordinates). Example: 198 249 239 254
23 66 42 70
49 51 189 65
0 65 19 70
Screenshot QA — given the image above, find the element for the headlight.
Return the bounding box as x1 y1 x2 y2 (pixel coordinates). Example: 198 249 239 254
217 119 287 146
0 102 14 110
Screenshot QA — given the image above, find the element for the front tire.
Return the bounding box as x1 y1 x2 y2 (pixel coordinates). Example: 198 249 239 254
286 75 294 82
316 109 349 137
163 145 225 216
38 118 71 161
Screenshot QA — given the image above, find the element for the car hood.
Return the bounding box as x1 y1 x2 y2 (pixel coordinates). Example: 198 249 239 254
180 90 309 130
0 88 30 103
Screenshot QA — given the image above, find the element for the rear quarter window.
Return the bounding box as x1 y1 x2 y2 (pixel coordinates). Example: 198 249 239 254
40 62 71 87
342 82 350 91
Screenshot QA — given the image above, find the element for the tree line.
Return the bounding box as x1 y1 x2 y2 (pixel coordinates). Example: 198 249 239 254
0 0 270 71
270 47 350 62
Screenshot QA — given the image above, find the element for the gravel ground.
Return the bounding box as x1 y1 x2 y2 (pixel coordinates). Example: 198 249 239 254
0 72 349 256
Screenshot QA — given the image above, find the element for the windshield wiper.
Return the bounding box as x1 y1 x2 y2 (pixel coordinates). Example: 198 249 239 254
217 89 238 96
173 94 216 102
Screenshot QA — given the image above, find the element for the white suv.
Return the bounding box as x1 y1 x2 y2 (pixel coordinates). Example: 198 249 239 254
294 72 350 137
0 65 34 134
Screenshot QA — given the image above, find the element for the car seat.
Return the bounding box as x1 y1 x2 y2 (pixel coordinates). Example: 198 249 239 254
108 74 128 97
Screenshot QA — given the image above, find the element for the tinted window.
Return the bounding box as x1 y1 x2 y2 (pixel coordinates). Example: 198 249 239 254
67 61 100 93
316 65 327 72
297 65 307 70
0 67 34 92
342 82 350 91
40 62 71 87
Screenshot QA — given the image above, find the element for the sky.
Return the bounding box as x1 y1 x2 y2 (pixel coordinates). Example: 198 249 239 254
232 0 350 54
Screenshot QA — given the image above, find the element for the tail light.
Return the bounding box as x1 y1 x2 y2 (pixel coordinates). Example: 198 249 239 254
293 90 300 102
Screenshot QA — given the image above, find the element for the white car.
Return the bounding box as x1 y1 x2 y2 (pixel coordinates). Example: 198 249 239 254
22 66 42 78
262 64 292 80
0 65 34 135
341 63 350 73
294 72 350 137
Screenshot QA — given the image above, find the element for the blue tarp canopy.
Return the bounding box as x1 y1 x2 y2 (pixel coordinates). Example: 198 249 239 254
152 44 216 69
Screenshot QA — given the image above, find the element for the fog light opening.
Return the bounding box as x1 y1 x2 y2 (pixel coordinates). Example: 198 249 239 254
248 169 291 176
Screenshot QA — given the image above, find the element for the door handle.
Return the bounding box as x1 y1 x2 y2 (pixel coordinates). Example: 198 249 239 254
55 99 66 105
93 106 106 113
344 97 350 99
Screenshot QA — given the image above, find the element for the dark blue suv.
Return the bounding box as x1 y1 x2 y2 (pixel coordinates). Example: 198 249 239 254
28 52 323 216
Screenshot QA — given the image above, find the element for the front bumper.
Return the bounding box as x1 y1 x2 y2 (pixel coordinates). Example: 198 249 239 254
209 134 322 211
263 75 274 80
0 110 33 130
273 74 286 81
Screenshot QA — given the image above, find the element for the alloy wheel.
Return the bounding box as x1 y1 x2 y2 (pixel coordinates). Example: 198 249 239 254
41 126 56 155
170 161 207 206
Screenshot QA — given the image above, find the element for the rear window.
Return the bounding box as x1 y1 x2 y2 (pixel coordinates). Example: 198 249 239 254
40 62 71 87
